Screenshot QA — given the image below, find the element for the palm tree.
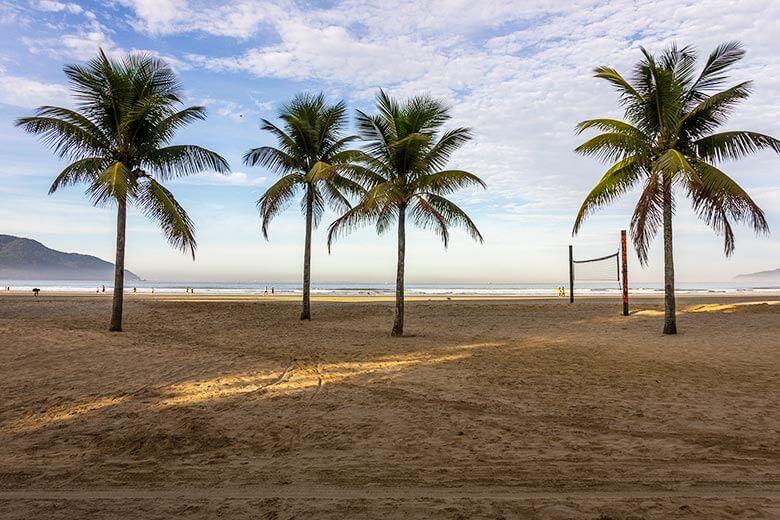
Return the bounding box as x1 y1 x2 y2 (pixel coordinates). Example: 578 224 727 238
573 42 779 334
244 93 364 320
16 50 230 332
328 90 486 336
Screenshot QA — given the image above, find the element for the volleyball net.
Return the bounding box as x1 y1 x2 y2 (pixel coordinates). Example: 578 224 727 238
568 230 629 315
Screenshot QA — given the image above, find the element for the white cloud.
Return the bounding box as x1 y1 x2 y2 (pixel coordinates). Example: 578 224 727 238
118 0 291 38
0 66 69 107
35 1 83 14
173 171 267 187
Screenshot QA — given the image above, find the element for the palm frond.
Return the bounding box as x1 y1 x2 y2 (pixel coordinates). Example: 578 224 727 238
410 196 449 247
327 201 383 252
574 132 649 163
15 111 108 160
413 169 486 196
425 193 483 243
694 131 780 163
680 81 752 138
256 174 301 238
422 127 473 172
137 177 196 258
688 161 769 247
689 41 745 96
86 161 136 206
144 144 230 180
653 148 696 180
49 157 107 194
630 173 664 265
573 156 643 234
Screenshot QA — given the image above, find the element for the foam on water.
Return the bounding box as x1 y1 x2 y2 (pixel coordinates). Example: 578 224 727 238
2 280 779 296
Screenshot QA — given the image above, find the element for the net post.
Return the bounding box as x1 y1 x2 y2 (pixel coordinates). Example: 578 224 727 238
621 229 629 316
568 245 574 303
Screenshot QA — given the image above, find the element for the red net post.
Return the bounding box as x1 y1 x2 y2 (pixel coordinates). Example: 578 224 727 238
621 230 629 316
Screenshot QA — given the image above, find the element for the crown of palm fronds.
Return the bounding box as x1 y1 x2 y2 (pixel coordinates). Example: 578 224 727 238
573 42 778 263
244 92 365 238
327 90 485 250
16 49 230 258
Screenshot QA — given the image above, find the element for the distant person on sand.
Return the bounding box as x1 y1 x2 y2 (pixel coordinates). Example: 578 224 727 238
151 287 155 294
133 287 137 293
264 286 268 295
101 285 105 293
271 287 275 295
32 288 40 297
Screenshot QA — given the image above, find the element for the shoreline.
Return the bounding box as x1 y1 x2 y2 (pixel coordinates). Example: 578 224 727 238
3 291 780 303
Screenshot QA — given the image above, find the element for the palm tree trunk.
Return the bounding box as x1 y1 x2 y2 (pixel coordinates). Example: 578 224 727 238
109 197 127 332
300 186 313 320
391 203 406 337
662 177 677 335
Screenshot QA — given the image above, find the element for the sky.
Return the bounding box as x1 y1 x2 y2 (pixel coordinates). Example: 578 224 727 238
0 0 778 284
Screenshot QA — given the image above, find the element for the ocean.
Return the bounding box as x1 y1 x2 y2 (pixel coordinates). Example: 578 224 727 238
2 280 779 297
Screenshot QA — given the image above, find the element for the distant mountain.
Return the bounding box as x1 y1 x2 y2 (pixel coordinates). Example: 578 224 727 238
735 268 780 281
0 234 140 281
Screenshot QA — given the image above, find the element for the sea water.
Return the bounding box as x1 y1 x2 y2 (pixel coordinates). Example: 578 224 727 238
2 280 779 296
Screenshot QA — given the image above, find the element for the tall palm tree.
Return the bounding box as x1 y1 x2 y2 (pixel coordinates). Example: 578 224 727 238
244 93 364 320
16 50 230 332
573 42 779 334
328 90 486 336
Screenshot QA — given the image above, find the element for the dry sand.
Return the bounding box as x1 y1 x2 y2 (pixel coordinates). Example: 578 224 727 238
0 293 778 519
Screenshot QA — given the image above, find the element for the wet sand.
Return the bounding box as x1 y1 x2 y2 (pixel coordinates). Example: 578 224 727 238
0 294 778 518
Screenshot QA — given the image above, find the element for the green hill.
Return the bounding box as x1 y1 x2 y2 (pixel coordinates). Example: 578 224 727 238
0 234 141 281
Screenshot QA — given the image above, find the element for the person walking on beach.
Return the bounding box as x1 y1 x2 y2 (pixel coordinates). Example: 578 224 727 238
271 287 275 295
101 285 105 293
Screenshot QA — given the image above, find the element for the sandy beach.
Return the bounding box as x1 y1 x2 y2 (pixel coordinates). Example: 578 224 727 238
0 293 778 518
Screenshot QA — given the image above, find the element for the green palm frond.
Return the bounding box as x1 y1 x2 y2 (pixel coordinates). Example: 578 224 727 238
410 196 449 247
137 177 196 258
573 156 643 234
593 66 643 105
694 131 780 163
257 174 301 239
689 161 768 238
243 146 298 173
680 81 752 137
653 149 695 179
49 157 107 194
145 145 230 180
574 132 648 163
689 41 745 96
153 106 208 143
630 174 664 265
574 119 647 139
15 111 108 160
422 127 473 172
327 202 382 251
425 194 483 243
87 162 136 206
413 170 486 196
